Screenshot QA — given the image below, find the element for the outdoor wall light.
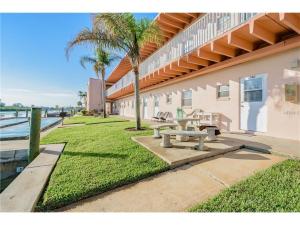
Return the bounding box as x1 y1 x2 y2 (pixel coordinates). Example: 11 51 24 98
285 83 299 103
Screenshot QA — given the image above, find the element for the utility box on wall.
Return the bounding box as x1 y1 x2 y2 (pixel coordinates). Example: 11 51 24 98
285 83 299 103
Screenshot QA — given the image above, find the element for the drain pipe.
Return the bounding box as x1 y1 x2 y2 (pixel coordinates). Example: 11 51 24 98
28 107 41 162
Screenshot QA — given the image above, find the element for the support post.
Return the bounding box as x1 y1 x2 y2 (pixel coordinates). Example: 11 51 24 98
28 107 41 162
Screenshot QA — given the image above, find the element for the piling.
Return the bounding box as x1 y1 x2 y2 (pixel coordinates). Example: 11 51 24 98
28 107 41 162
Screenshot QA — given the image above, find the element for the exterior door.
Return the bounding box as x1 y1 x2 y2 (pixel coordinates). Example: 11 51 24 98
143 97 148 119
240 74 267 132
154 95 159 116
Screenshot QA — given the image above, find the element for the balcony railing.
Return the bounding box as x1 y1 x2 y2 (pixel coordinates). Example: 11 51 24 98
106 13 257 97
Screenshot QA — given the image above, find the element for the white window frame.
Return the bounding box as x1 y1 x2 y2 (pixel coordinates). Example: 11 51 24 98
217 84 230 99
181 90 192 107
166 93 172 104
154 95 159 107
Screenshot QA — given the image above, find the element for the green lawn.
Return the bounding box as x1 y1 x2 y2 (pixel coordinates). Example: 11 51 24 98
63 115 127 125
37 116 168 211
189 159 300 212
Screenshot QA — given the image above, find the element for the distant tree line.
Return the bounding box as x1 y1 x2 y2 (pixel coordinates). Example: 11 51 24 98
0 99 80 112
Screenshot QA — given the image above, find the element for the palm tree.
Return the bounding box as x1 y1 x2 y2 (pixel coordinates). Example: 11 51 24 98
77 101 82 108
78 91 87 108
66 13 163 130
79 47 119 118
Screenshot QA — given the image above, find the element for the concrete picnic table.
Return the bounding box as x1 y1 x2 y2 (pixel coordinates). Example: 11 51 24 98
174 118 202 141
160 130 208 150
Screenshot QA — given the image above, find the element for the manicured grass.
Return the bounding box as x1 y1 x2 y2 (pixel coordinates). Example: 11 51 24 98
189 159 300 212
63 115 127 125
37 116 168 211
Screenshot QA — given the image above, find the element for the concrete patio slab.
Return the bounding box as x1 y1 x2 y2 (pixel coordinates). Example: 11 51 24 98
0 143 65 212
132 136 243 168
220 133 300 159
189 149 284 186
59 148 285 212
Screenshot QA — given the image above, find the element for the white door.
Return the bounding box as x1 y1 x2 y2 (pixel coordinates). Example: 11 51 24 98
143 97 148 119
240 74 267 132
154 95 159 116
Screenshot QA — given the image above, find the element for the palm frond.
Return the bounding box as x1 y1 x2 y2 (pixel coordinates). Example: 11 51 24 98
136 18 163 49
65 27 97 60
65 27 118 60
93 13 133 52
108 54 122 64
80 56 97 69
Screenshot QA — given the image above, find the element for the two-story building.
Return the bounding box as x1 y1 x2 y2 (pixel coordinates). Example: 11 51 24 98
89 13 300 141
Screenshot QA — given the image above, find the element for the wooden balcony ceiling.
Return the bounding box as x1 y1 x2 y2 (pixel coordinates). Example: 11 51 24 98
106 13 201 83
107 13 300 100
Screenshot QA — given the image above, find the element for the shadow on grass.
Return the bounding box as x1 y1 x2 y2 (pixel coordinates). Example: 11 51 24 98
63 151 128 159
124 127 152 131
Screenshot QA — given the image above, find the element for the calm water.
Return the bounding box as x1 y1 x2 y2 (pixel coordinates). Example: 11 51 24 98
0 117 61 140
0 118 29 127
0 110 61 118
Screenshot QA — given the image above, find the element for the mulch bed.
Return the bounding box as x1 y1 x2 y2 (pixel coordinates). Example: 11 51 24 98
124 127 151 131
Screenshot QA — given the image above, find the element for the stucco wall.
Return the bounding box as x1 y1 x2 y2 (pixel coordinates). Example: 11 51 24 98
114 48 300 140
87 78 104 112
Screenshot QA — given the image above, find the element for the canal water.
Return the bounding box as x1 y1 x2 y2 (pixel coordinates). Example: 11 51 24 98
0 110 61 118
0 117 61 140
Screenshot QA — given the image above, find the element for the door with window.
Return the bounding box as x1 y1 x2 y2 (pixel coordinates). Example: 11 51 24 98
240 74 267 132
143 97 149 119
154 95 159 116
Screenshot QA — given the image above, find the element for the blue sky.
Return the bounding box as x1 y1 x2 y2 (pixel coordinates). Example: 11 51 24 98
0 13 157 107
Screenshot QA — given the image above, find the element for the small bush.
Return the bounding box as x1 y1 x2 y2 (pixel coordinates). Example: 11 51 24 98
80 109 87 116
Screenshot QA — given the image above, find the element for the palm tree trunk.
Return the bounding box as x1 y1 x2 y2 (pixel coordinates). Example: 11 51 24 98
133 66 141 130
101 69 107 118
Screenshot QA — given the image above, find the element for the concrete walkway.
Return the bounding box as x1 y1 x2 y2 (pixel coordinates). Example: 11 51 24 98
1 143 65 212
59 148 285 212
220 133 300 159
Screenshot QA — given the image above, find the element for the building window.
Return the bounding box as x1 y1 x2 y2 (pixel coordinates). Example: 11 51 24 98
166 93 172 104
182 90 192 107
244 77 263 102
154 95 159 107
217 84 230 98
143 97 148 107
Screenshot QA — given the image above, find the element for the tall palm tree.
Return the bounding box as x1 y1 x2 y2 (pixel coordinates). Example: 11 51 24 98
80 47 119 117
66 13 163 130
78 91 87 108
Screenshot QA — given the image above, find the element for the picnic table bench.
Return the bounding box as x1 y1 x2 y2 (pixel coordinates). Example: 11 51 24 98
187 125 219 141
160 130 208 151
150 123 177 138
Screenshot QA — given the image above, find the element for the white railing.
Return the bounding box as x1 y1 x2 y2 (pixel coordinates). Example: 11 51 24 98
106 13 257 97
